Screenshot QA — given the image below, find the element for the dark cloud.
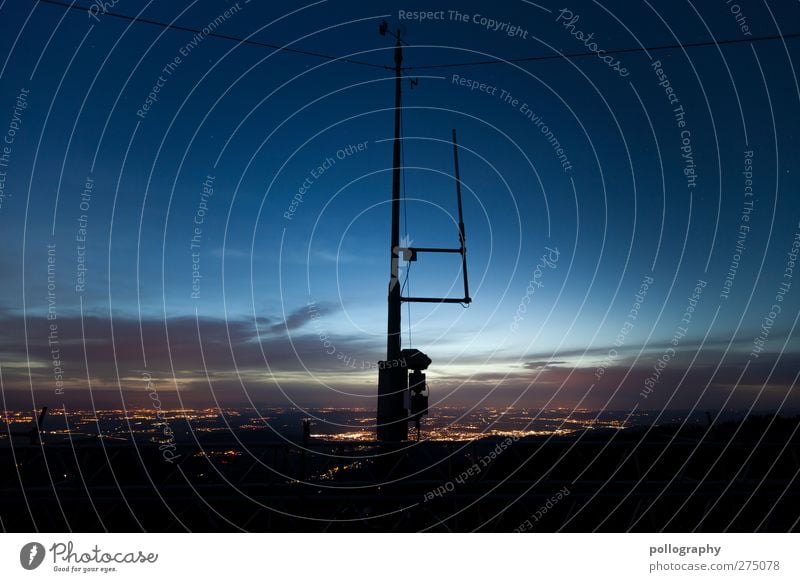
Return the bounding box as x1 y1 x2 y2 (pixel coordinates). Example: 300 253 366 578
432 345 800 412
269 302 337 335
1 308 799 412
0 306 383 408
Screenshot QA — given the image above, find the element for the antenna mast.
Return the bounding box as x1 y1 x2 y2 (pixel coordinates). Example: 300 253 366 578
376 22 472 442
376 22 407 442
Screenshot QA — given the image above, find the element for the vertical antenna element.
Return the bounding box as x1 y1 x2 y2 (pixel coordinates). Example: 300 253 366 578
452 129 470 303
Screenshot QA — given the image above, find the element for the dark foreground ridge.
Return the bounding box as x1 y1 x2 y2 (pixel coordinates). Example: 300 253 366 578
1 414 798 532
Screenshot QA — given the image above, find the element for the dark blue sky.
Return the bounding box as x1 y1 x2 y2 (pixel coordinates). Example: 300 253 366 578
0 0 799 417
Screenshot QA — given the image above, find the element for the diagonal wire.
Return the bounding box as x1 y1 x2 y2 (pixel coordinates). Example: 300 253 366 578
403 31 800 70
36 0 391 69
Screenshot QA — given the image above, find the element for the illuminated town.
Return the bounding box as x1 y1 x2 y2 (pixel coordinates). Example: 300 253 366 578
1 406 702 444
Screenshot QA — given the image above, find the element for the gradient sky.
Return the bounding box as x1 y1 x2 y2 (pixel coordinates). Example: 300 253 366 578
0 0 799 419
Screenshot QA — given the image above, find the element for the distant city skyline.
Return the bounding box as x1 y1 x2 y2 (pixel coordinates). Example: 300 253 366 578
0 405 707 443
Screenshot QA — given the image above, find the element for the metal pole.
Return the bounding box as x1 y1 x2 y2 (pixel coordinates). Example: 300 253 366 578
452 129 470 302
377 32 407 442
